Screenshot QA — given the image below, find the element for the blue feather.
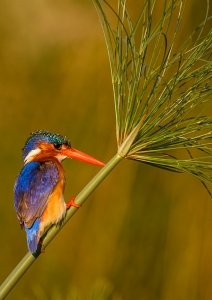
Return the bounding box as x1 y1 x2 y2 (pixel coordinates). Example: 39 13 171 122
14 161 59 228
25 219 40 253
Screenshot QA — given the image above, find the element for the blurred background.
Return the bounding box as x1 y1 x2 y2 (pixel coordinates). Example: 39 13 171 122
0 1 211 299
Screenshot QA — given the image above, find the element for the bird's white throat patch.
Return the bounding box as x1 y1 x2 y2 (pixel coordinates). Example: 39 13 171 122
56 154 67 162
24 148 67 164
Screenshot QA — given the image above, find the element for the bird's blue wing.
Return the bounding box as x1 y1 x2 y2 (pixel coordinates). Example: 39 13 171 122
14 161 59 228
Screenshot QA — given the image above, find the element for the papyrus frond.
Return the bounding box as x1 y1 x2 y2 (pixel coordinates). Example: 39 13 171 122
94 0 212 193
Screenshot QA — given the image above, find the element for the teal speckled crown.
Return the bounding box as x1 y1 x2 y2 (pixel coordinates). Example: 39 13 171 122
23 130 71 159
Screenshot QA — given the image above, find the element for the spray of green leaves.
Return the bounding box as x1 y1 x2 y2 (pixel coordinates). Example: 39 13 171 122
93 0 212 194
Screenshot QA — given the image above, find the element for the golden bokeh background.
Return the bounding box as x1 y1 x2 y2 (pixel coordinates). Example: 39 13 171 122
0 1 211 299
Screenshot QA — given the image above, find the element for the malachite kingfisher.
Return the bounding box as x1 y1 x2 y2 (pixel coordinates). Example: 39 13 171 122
14 130 105 254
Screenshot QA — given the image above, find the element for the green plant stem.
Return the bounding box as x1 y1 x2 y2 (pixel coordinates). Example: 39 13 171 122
0 153 123 300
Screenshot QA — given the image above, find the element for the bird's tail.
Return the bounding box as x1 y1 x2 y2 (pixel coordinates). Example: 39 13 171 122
25 219 40 254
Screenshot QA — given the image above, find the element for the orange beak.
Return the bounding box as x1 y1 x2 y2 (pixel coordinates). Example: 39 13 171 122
61 148 105 167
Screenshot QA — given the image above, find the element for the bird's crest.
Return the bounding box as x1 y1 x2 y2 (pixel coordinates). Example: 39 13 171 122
22 130 71 160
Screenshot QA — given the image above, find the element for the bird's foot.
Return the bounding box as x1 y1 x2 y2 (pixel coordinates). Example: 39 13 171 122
41 247 46 254
66 196 80 209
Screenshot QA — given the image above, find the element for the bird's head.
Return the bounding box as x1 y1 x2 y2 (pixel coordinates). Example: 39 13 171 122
23 130 105 166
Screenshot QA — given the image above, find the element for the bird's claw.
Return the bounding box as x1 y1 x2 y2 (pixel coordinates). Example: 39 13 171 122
66 196 80 209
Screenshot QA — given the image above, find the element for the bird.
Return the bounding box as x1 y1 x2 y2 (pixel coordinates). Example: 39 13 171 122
14 130 105 254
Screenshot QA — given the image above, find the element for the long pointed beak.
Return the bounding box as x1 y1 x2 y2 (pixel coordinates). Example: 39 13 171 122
61 148 105 167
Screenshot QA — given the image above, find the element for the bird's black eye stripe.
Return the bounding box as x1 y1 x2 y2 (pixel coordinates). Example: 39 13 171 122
54 143 62 150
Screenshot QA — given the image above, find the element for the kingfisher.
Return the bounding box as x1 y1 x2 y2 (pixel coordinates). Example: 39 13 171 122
14 130 104 254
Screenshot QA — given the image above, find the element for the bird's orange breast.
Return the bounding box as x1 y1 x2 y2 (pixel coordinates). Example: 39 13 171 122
39 160 66 235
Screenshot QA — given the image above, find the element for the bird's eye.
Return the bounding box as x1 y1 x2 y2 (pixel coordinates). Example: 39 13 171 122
54 144 62 150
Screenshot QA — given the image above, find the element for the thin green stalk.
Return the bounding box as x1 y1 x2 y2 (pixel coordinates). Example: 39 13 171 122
0 154 123 300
